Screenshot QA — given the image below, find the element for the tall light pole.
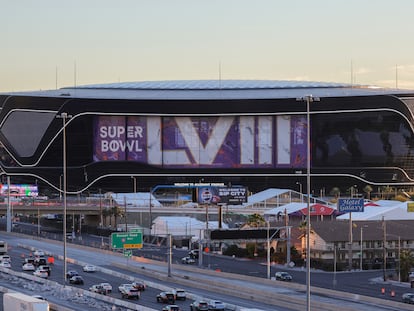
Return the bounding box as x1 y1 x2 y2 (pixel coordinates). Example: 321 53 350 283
131 176 137 205
296 182 303 202
297 94 319 311
57 112 72 284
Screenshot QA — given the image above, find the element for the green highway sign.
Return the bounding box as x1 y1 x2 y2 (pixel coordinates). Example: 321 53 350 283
111 231 143 249
123 249 132 257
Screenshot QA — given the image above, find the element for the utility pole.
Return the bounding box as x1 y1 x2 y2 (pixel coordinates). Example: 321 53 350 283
382 216 387 281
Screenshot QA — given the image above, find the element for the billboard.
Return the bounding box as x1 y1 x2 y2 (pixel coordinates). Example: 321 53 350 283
93 115 308 169
196 186 247 205
0 184 38 197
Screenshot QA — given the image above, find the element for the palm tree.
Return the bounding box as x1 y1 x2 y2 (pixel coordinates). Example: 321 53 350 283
246 213 266 227
363 185 373 200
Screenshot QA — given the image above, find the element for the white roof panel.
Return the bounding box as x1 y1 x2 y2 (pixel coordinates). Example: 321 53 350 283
4 79 413 100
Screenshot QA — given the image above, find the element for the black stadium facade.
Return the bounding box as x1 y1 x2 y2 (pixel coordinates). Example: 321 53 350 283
1 80 414 195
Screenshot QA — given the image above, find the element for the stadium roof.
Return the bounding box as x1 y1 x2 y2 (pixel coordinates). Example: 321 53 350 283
4 79 414 100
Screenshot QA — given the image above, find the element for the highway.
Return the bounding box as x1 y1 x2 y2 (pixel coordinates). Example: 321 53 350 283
0 232 412 311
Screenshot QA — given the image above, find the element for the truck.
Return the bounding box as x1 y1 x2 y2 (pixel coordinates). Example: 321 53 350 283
3 292 49 311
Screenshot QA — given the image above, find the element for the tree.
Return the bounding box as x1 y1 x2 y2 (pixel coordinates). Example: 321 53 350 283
329 187 341 198
363 185 373 200
400 249 414 282
246 213 266 227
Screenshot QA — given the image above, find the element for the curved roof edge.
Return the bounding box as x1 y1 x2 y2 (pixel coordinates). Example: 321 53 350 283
63 79 354 90
2 79 414 100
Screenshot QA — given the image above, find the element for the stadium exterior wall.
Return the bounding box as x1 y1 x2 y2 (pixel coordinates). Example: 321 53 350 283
1 80 414 195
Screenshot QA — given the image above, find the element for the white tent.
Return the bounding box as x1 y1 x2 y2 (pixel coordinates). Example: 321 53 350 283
111 192 162 208
263 202 307 217
151 216 228 237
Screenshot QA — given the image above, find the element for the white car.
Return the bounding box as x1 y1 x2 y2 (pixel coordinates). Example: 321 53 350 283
0 255 11 262
22 262 35 271
209 300 226 310
33 269 48 278
83 264 97 272
118 283 133 292
0 261 11 268
172 289 186 301
100 282 112 293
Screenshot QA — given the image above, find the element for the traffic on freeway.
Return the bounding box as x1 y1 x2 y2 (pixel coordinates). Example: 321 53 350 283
0 231 412 311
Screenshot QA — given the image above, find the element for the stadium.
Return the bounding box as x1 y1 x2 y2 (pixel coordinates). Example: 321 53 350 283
1 79 414 196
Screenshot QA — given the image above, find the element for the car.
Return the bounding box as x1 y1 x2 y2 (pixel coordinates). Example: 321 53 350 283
83 264 97 272
156 291 175 303
188 250 199 259
22 262 35 271
34 257 47 266
162 305 181 311
190 300 209 311
38 265 51 276
132 280 147 291
89 284 107 295
23 257 35 265
275 271 293 281
69 275 84 285
402 292 414 304
100 282 112 293
66 270 79 279
0 255 11 262
172 289 186 301
0 261 11 268
33 269 48 278
208 300 226 310
66 233 75 240
33 250 45 257
119 285 140 299
118 283 134 292
181 256 195 264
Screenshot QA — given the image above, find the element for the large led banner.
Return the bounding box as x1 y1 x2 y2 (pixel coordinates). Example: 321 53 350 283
93 115 307 168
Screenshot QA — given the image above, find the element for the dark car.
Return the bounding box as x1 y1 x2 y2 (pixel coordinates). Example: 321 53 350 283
66 270 79 279
188 250 199 259
69 275 84 285
275 271 293 281
34 257 47 266
156 291 175 303
190 300 209 311
132 281 146 291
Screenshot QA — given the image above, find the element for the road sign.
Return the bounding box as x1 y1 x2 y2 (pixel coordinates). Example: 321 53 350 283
123 249 132 257
111 232 143 249
337 198 364 213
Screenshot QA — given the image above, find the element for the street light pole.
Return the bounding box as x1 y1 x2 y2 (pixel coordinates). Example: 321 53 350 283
267 221 270 279
296 182 303 202
57 112 72 284
360 226 363 271
297 94 319 311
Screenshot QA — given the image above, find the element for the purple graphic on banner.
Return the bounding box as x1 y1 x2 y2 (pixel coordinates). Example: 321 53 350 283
291 115 307 168
126 116 147 162
93 115 308 168
94 116 126 161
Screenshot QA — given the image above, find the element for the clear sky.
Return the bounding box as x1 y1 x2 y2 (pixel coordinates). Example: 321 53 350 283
2 0 414 92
